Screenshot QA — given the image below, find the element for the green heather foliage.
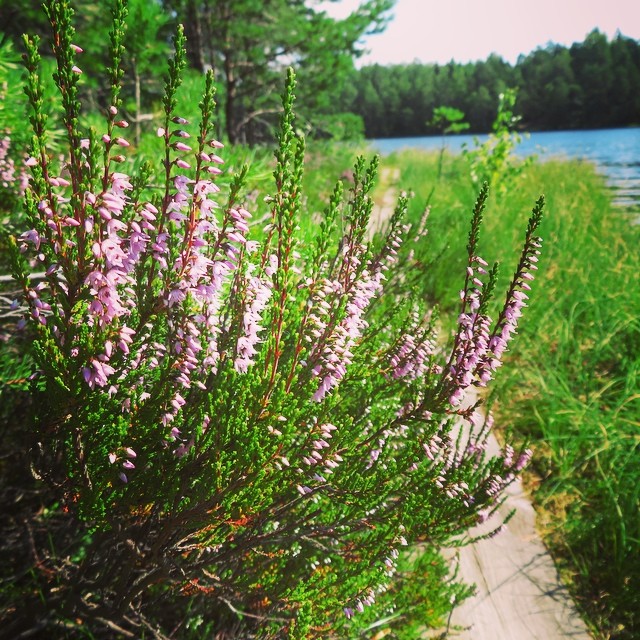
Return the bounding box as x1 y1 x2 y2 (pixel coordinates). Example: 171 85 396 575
1 2 545 637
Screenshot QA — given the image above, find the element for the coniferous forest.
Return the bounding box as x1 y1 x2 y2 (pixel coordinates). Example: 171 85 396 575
336 29 640 138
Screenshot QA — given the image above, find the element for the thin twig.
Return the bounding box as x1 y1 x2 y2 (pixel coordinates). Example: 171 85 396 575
221 597 289 623
95 617 136 638
0 272 46 282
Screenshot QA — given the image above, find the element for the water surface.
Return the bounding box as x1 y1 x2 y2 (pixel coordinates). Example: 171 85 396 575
369 128 640 211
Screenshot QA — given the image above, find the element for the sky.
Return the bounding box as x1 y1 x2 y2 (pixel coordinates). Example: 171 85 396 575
321 0 640 66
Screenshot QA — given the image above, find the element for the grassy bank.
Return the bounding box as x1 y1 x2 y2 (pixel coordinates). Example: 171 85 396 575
382 149 639 639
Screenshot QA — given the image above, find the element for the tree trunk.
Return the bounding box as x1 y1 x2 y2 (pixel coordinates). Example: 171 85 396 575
184 0 206 72
224 53 238 144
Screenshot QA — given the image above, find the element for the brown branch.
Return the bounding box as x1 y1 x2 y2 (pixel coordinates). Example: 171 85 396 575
94 617 137 638
220 597 289 623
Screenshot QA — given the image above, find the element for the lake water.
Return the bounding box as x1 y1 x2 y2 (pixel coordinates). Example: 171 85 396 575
369 128 640 211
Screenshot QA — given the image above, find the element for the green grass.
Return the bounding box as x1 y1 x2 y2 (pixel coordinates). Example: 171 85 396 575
383 149 640 640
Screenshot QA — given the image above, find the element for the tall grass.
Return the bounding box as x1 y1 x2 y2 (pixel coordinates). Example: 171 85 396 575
386 149 640 640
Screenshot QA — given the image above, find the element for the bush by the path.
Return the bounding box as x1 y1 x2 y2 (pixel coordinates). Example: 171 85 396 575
0 2 544 637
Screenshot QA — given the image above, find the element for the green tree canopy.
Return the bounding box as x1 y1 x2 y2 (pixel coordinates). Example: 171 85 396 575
163 0 395 143
336 30 640 137
2 0 394 144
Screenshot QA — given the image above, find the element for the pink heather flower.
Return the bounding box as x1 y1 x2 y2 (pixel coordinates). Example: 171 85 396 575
174 438 195 458
71 65 82 74
515 448 533 471
195 180 220 197
245 240 259 254
389 330 434 380
227 231 246 244
157 127 166 137
166 288 186 307
110 172 133 195
82 358 116 389
174 175 193 191
70 44 83 53
311 267 384 402
173 142 192 152
171 393 186 410
118 326 136 353
503 444 514 467
20 229 42 250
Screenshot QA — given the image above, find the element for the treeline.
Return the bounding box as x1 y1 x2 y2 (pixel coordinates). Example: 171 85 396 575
335 29 640 137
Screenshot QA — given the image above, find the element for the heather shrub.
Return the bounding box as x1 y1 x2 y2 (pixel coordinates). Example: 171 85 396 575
2 1 544 637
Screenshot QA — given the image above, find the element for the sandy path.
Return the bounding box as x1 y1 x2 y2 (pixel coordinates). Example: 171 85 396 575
368 167 401 240
369 170 592 640
445 428 592 639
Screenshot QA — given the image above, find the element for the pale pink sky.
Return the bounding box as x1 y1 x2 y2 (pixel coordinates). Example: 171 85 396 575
321 0 640 65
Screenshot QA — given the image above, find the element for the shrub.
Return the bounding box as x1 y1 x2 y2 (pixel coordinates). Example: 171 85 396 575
2 1 544 637
463 88 535 193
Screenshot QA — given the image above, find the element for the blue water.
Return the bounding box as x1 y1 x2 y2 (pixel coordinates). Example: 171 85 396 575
369 128 640 210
